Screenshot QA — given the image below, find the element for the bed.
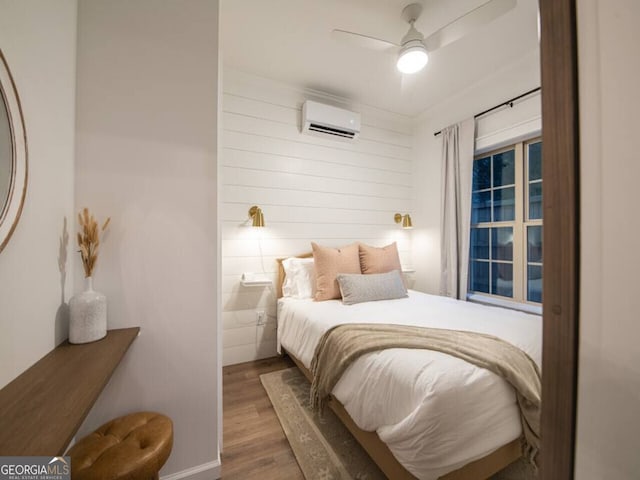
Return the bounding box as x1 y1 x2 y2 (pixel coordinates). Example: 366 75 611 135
275 253 542 480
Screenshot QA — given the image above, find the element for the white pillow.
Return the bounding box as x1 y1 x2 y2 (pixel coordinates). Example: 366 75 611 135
282 257 316 299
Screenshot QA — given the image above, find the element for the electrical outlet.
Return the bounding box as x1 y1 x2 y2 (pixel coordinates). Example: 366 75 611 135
256 310 266 326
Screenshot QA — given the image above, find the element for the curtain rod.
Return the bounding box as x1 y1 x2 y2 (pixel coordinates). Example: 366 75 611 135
433 86 541 137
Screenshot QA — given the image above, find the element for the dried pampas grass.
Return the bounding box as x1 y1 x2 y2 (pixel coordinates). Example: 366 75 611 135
77 208 110 278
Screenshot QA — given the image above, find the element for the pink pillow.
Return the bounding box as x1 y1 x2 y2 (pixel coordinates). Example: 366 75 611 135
312 242 361 301
359 242 402 274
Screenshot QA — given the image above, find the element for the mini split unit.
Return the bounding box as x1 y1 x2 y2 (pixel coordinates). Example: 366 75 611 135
301 100 361 140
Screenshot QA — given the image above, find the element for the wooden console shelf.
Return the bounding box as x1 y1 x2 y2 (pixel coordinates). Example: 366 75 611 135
0 327 140 455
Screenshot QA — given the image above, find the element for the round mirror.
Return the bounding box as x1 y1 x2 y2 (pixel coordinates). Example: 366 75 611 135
0 49 27 253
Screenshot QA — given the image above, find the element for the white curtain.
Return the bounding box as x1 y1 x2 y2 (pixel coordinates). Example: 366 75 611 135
440 118 475 300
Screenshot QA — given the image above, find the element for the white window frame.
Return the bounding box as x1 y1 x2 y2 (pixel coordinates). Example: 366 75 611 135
467 137 542 312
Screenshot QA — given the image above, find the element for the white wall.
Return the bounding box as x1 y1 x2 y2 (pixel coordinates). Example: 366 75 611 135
221 69 413 365
575 1 640 478
74 1 220 478
0 1 77 388
411 50 540 294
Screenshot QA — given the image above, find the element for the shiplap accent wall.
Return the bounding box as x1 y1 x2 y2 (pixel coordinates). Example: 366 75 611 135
221 68 414 365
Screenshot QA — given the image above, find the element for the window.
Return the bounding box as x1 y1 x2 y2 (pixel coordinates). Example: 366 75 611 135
469 139 542 305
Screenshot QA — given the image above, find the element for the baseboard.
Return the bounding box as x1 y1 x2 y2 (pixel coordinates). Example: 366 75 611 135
160 458 221 480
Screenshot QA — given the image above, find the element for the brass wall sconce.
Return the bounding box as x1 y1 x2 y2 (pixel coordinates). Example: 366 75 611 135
248 205 265 227
394 213 413 229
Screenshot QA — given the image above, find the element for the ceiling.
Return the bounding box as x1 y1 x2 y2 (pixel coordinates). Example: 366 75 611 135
220 0 540 117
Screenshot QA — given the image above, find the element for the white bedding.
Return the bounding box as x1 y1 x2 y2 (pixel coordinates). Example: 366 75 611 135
277 290 542 480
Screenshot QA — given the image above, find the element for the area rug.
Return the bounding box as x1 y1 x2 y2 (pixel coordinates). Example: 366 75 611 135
260 367 536 480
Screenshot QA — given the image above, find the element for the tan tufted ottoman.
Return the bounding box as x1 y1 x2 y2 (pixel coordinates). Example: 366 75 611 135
68 412 173 480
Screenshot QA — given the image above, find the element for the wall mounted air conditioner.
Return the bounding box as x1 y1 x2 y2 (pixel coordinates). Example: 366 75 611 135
301 100 361 140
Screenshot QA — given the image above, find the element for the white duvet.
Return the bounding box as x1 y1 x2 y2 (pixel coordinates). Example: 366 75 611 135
277 290 542 480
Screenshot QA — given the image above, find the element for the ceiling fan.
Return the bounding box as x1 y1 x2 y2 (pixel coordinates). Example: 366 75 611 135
333 0 517 74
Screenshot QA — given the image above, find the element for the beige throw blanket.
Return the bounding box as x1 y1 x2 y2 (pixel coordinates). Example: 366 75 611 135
310 323 541 466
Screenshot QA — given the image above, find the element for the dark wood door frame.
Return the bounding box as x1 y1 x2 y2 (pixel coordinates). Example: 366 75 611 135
539 0 580 478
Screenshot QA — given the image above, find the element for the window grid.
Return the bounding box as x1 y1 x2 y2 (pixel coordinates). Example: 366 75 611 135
523 140 543 303
469 139 542 305
470 227 514 296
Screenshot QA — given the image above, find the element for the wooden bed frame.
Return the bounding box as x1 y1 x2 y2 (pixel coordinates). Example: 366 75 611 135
276 255 522 480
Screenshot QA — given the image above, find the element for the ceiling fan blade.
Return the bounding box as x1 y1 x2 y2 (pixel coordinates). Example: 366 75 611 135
332 29 399 52
424 0 517 52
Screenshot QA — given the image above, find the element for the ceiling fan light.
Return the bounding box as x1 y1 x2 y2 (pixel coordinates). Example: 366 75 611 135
397 42 428 74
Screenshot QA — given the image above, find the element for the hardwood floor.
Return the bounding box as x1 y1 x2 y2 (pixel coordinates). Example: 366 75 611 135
221 356 304 479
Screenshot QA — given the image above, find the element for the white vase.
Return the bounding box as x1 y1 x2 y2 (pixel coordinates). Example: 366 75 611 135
69 276 107 344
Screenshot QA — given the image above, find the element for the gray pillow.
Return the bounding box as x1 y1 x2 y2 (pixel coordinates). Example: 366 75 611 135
336 270 408 305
